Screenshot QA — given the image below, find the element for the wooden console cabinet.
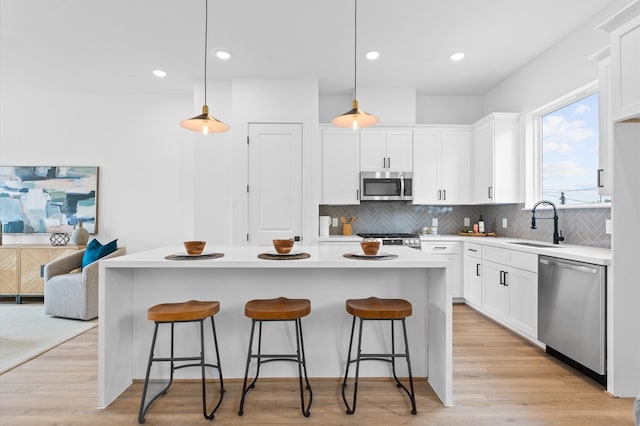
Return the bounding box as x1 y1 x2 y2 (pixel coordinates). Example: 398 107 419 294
0 245 84 303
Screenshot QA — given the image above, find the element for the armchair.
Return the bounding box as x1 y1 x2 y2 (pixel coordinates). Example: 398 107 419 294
44 247 126 320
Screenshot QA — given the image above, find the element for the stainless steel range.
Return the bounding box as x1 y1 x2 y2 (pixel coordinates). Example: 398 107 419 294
357 233 421 250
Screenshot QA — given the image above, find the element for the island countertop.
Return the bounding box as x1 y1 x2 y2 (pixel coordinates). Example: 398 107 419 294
98 245 453 409
102 244 449 268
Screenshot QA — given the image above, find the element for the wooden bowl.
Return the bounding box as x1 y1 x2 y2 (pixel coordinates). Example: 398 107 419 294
273 239 295 254
183 240 206 255
360 240 381 256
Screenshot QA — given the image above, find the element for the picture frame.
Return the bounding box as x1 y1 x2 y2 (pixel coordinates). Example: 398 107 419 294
0 166 99 234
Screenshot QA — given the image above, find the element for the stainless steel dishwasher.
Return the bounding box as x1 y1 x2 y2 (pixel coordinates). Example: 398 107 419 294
538 256 606 385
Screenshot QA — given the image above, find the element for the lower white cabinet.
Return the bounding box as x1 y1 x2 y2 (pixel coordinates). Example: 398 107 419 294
481 246 538 340
421 241 462 300
462 243 482 308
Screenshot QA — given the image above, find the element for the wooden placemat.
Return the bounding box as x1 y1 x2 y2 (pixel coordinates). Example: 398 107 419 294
258 252 310 260
342 253 398 260
165 253 225 260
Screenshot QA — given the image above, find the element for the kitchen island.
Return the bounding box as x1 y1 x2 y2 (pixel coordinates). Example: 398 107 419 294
98 244 453 408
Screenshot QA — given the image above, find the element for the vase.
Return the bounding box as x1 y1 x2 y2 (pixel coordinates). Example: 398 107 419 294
70 221 90 245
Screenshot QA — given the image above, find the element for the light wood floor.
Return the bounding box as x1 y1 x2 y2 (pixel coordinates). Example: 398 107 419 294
0 304 634 425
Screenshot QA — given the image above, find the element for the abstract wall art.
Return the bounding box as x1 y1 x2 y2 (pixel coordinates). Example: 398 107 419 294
0 166 98 234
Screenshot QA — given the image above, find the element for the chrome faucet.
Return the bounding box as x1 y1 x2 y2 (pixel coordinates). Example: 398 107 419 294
531 200 565 244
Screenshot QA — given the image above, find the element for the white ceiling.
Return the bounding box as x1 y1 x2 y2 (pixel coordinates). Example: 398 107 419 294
0 0 618 97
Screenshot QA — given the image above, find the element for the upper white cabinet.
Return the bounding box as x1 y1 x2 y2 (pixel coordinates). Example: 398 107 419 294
471 113 521 204
597 1 640 122
413 128 471 204
590 47 613 196
321 129 360 205
360 129 413 171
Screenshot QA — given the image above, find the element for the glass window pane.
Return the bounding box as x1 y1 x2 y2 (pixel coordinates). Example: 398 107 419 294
541 92 605 205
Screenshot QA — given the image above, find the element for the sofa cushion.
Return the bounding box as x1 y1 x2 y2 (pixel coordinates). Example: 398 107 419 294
81 239 118 268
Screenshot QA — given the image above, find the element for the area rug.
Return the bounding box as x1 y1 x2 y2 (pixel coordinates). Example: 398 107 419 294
0 303 97 374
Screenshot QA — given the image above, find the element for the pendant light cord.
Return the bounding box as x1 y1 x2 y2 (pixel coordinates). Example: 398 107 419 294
353 0 357 101
203 0 208 106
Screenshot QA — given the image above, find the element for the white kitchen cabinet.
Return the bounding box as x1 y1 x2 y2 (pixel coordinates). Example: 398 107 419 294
481 245 538 340
421 241 462 300
597 1 640 122
413 129 471 204
360 129 412 171
471 113 521 204
321 129 360 204
590 47 613 196
462 242 482 309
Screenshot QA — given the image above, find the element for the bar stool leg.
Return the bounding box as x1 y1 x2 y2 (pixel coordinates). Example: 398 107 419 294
201 316 225 420
341 316 365 414
401 318 417 415
138 322 175 424
238 319 258 416
295 318 313 417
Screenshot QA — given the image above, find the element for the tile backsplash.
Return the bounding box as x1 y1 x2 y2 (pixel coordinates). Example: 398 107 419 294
319 202 611 248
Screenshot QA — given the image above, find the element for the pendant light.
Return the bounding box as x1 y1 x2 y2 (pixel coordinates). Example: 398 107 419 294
181 0 229 134
332 0 379 130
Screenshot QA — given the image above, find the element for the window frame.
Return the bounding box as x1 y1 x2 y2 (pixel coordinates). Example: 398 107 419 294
524 80 610 210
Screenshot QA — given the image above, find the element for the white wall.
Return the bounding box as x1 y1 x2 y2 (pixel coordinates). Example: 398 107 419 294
416 96 483 124
0 90 194 253
482 0 631 114
228 77 320 245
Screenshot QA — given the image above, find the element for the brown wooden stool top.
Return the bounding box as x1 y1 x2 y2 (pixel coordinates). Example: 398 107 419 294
346 297 412 319
245 297 311 320
148 300 220 322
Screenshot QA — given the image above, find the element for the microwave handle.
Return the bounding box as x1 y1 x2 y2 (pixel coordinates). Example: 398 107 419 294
400 175 405 200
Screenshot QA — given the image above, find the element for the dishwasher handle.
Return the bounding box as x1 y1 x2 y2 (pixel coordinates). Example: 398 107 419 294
539 257 599 274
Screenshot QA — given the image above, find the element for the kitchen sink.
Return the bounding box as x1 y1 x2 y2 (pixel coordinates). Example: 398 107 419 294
508 242 563 248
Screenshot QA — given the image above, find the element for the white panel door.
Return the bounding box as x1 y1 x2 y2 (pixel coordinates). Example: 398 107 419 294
386 130 413 171
248 123 302 245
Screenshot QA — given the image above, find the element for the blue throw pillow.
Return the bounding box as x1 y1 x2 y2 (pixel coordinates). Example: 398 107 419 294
81 238 118 268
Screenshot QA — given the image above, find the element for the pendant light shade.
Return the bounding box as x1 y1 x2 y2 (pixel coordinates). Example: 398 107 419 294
332 99 379 129
181 105 230 134
332 0 378 129
181 0 229 134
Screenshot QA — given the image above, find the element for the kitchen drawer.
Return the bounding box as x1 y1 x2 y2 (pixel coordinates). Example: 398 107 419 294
421 242 460 255
483 245 537 273
463 242 482 258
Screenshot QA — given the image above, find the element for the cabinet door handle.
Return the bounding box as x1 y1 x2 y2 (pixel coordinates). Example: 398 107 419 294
443 189 446 200
356 189 360 200
504 271 509 286
499 270 504 285
382 157 386 168
488 186 493 199
387 157 391 169
468 248 478 252
597 169 604 188
434 246 447 250
476 263 481 276
437 189 442 200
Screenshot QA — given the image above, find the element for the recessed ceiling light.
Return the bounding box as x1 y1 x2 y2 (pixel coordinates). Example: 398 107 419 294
153 70 167 78
215 50 231 60
365 51 380 60
449 52 465 61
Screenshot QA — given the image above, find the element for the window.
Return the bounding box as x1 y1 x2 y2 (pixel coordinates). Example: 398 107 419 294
528 82 609 207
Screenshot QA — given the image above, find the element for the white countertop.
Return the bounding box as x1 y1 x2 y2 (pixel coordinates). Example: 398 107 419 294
102 244 449 269
318 234 611 265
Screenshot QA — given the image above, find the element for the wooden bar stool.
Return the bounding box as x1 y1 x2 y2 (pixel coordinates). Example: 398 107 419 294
238 297 313 417
341 297 417 415
138 300 224 423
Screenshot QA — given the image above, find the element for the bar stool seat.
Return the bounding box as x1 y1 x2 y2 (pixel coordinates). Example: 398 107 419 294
138 300 224 423
238 297 313 417
341 297 417 415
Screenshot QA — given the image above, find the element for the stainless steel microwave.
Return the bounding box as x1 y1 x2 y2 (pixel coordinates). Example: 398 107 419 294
360 171 413 201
